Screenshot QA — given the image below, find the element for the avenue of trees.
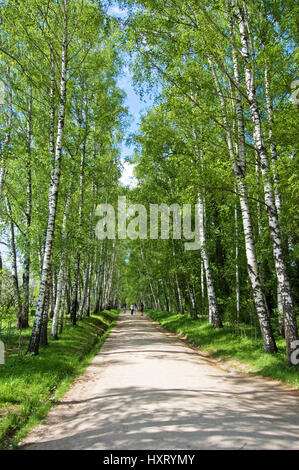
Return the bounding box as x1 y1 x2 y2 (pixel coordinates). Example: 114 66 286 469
0 0 298 364
120 0 299 364
0 0 127 355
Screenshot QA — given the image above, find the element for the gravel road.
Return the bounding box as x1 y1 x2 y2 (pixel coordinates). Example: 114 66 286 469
20 312 299 450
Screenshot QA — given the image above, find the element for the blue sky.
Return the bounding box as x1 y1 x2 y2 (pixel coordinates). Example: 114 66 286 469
117 68 153 186
108 3 154 186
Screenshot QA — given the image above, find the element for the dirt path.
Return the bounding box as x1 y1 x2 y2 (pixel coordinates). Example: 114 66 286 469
20 312 299 450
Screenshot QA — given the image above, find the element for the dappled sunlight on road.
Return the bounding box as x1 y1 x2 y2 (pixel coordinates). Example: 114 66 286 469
21 313 299 450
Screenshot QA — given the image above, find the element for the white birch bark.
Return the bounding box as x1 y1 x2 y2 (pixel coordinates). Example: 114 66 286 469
99 246 107 311
0 68 12 200
200 260 205 312
28 2 68 354
93 239 103 313
0 251 2 300
192 126 222 327
106 242 116 307
82 182 96 317
264 65 284 332
140 244 158 310
70 114 86 324
188 281 197 318
50 176 73 339
6 197 22 328
21 89 32 329
235 201 240 322
235 0 297 361
208 44 276 351
172 240 184 314
49 49 55 160
197 191 222 327
78 260 91 318
59 279 67 334
51 265 64 339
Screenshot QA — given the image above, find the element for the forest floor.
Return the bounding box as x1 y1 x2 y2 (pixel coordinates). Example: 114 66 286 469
20 311 299 450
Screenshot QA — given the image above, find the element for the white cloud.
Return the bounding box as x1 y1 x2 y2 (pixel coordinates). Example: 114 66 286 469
108 5 128 18
119 159 137 188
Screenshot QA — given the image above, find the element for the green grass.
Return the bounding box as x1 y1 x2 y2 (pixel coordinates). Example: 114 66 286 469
146 309 299 389
0 309 119 449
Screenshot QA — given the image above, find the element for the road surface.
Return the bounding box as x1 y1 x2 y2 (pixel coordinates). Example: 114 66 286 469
20 312 299 450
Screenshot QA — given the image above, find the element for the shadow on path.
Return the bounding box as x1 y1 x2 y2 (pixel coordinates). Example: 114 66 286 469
20 313 299 450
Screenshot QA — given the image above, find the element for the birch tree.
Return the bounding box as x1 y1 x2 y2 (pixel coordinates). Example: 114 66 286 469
27 0 69 354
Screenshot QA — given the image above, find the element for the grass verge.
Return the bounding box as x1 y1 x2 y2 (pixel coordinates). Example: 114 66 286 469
0 309 119 449
146 310 299 389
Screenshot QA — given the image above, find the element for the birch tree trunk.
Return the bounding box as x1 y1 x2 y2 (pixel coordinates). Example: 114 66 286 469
105 242 116 307
140 243 158 310
51 264 64 339
50 174 73 339
197 192 223 328
200 260 205 313
39 284 49 346
99 247 107 311
21 88 33 329
235 0 297 361
59 277 67 334
27 2 68 354
49 49 56 160
70 114 86 325
192 127 222 327
0 251 2 300
172 240 184 314
264 65 284 335
0 68 12 201
78 261 91 319
85 270 91 317
208 44 276 351
70 254 80 326
93 238 104 313
187 281 197 318
6 197 23 328
162 279 170 312
235 201 240 322
82 186 96 318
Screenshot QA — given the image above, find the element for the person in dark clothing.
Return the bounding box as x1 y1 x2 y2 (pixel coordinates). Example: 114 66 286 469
130 304 134 315
140 302 144 315
123 303 127 313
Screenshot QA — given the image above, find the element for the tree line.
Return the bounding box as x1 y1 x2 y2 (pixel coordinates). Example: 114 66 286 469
119 0 298 364
0 0 126 355
0 0 298 365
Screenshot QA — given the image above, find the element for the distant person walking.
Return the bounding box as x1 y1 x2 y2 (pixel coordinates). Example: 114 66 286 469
123 303 127 313
130 304 134 315
134 303 137 313
140 302 144 315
